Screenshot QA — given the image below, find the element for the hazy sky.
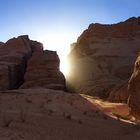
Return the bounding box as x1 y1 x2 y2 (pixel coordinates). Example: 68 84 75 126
0 0 140 73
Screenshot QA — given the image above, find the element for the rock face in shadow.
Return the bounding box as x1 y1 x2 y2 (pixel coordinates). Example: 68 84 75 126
68 17 140 98
0 35 32 90
20 50 65 90
108 82 129 103
0 42 4 46
128 54 140 119
0 88 138 140
0 35 65 91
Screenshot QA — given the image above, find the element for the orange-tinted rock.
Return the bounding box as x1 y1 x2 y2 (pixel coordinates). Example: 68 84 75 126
68 17 140 98
0 35 65 91
20 50 65 90
108 82 129 103
128 54 140 119
0 35 32 90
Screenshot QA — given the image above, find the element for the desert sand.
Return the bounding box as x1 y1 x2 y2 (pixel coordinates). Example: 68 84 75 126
0 88 139 140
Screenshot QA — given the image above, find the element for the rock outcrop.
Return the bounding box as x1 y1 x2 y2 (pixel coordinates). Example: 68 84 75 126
20 50 65 90
0 42 4 46
108 82 129 103
0 35 65 91
68 17 140 98
0 35 32 90
128 54 140 119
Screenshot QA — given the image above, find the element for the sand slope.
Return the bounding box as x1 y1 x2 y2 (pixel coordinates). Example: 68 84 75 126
0 88 140 140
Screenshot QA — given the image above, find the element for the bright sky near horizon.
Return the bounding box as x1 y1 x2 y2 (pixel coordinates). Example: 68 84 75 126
0 0 140 74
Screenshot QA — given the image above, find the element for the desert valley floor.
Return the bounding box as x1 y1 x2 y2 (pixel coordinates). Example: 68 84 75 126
0 88 140 140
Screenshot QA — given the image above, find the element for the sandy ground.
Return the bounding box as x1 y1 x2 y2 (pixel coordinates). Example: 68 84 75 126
0 88 140 140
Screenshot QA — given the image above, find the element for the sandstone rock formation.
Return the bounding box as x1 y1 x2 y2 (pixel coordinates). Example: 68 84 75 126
128 54 140 119
108 81 129 103
0 42 4 46
0 35 65 91
68 17 140 98
20 50 65 90
0 35 32 90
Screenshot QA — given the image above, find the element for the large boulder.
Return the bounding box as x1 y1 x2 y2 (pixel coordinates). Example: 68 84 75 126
68 17 140 98
128 54 140 119
20 50 66 90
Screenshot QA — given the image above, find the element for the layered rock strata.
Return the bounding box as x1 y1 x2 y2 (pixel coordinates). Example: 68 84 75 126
68 17 140 98
0 35 32 90
128 54 140 119
20 50 65 90
0 35 65 91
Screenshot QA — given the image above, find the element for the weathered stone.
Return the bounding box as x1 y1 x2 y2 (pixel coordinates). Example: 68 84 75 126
128 54 140 119
68 17 140 98
0 35 65 91
30 40 43 52
108 82 129 103
20 50 66 90
0 65 9 90
0 42 4 46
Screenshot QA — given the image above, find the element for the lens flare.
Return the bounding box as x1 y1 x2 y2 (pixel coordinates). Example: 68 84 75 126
60 58 70 76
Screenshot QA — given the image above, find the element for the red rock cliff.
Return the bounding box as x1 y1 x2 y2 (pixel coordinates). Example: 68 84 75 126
68 17 140 98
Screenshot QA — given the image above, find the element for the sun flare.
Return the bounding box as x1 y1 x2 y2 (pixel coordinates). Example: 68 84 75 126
36 30 76 76
60 57 70 76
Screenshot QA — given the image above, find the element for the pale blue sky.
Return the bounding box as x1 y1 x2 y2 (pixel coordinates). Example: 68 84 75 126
1 0 140 41
0 0 140 73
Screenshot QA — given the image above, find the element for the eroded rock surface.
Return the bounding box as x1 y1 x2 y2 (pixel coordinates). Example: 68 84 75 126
128 54 140 119
0 35 32 90
108 82 129 103
0 35 65 91
0 88 139 140
20 51 65 90
68 17 140 98
0 42 4 46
